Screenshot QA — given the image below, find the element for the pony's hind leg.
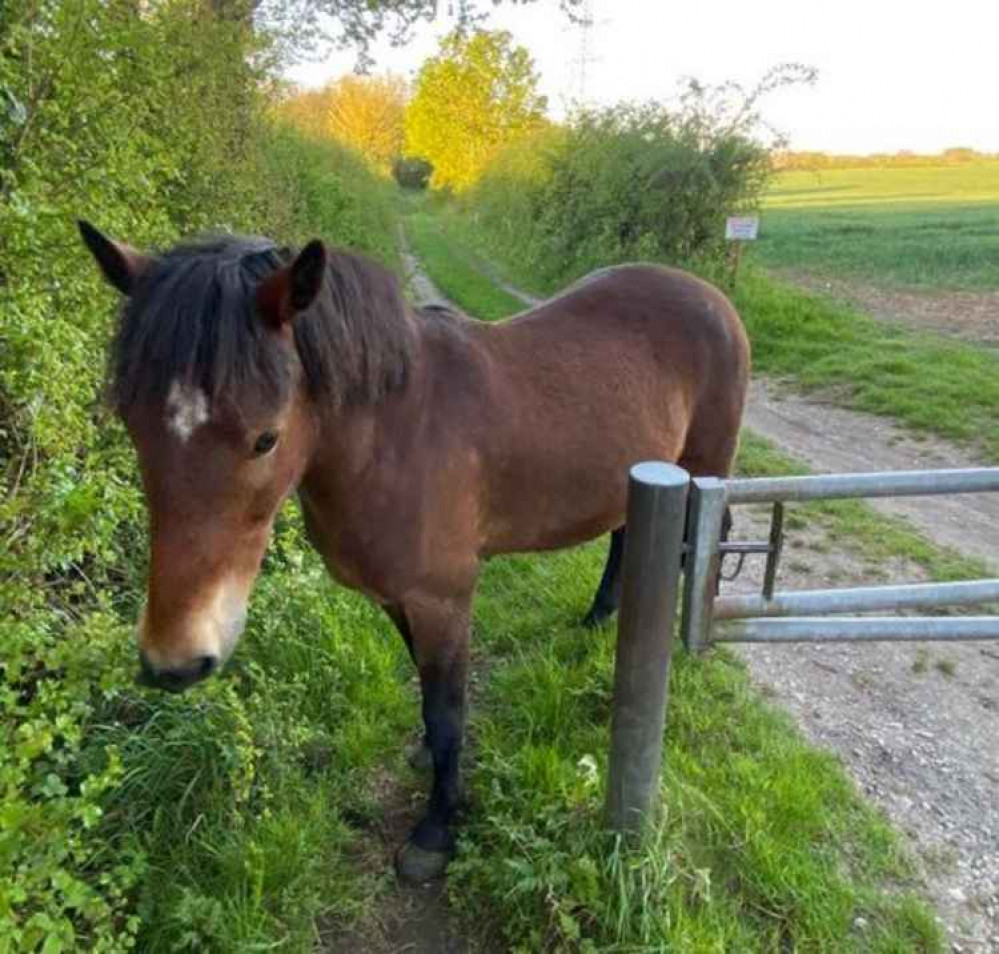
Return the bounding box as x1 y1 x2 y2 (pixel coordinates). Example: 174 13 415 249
394 593 472 883
580 438 740 629
384 604 434 770
582 527 625 628
579 502 733 629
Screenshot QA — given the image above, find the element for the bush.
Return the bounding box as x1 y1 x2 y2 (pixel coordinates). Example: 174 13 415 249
263 123 399 260
393 155 434 190
468 100 768 286
466 70 816 289
1 1 399 949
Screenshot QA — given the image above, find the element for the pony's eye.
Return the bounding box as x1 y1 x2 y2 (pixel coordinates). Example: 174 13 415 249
253 430 279 456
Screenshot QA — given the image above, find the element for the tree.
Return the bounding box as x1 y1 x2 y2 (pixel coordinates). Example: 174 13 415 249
405 29 547 191
247 0 584 67
279 74 406 171
327 74 406 171
275 87 331 140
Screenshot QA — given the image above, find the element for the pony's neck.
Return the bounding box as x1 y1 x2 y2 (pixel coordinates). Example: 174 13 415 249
299 327 431 505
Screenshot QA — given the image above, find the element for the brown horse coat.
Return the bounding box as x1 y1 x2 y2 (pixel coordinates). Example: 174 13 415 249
80 225 749 881
300 265 747 597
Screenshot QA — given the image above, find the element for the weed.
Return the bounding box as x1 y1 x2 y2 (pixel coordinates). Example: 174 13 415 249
935 658 957 677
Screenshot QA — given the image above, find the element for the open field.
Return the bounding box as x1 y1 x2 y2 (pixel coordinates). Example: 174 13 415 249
756 162 999 292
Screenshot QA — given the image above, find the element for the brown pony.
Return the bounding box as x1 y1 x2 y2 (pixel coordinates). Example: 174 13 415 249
79 221 749 882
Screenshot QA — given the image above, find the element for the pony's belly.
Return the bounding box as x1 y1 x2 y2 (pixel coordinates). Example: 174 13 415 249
483 505 623 557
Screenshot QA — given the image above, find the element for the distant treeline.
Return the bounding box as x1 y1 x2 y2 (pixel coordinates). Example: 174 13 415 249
774 148 998 171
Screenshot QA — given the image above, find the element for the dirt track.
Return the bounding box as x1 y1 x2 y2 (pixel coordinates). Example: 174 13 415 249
735 381 999 952
728 502 999 953
746 378 999 569
778 271 999 349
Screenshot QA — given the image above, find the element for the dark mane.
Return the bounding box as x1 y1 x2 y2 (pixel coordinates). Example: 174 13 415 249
108 235 415 413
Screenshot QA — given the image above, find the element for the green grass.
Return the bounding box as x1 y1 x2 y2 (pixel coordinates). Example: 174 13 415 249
403 201 526 322
732 271 999 460
755 162 999 290
454 543 941 952
401 197 966 950
90 516 418 951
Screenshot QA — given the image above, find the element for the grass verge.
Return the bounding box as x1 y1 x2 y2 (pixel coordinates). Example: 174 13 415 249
98 517 417 951
731 274 999 461
405 199 946 950
403 203 525 321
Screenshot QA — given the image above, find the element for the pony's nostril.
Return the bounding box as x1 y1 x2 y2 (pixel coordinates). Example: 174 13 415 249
137 653 220 692
196 654 219 678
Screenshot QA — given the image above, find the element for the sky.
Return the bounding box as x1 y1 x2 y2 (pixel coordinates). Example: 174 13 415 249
287 0 999 155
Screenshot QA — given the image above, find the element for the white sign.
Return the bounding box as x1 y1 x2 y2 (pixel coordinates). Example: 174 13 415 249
725 216 759 241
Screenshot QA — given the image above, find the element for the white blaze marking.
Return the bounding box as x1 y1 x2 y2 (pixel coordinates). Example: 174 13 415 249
165 380 209 441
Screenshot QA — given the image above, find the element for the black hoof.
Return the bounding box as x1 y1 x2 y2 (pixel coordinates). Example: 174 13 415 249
407 741 433 772
395 839 451 884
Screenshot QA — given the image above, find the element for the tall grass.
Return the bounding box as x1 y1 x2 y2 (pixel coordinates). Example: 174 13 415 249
93 531 416 950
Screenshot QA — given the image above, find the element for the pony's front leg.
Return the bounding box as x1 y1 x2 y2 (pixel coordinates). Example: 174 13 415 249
394 593 471 883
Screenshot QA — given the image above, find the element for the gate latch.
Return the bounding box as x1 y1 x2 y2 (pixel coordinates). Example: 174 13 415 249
717 502 785 598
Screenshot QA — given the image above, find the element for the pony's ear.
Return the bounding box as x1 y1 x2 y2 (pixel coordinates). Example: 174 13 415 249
255 240 327 327
78 220 150 295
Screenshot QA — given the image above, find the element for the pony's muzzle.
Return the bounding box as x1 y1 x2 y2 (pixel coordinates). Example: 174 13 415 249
134 581 247 692
137 650 218 693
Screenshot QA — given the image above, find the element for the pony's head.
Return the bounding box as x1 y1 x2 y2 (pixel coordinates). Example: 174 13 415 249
79 222 412 691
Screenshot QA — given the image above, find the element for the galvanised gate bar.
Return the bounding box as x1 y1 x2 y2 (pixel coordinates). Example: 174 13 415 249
605 463 999 834
682 467 999 651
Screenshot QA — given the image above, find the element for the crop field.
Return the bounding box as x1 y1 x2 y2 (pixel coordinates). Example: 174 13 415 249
755 161 999 291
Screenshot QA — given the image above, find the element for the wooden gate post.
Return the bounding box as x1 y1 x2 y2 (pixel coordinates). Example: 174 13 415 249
605 462 690 834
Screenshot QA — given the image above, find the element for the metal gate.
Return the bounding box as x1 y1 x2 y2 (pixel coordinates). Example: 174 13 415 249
605 462 999 833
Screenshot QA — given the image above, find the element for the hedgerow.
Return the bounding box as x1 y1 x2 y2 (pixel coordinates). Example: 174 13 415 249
1 2 400 949
464 74 813 289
